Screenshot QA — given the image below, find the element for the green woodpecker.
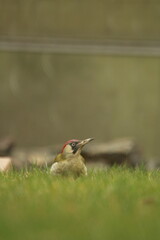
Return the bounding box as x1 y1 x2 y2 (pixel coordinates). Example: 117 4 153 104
50 138 94 177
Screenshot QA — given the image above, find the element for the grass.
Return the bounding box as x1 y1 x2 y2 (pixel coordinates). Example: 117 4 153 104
0 166 160 240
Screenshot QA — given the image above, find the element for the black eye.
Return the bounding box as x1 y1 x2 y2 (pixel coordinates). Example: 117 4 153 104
71 143 76 147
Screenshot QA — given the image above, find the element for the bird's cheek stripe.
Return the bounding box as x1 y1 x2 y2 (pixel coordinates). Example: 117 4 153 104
73 147 78 154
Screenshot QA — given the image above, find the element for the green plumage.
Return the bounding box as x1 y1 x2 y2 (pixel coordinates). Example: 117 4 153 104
51 154 87 177
50 138 93 177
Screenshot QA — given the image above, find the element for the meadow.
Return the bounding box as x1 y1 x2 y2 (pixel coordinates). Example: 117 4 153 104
0 166 160 240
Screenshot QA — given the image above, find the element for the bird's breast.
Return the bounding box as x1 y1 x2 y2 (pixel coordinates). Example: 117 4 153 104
50 157 87 177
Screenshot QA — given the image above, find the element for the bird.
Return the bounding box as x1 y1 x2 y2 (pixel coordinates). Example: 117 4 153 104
50 138 94 177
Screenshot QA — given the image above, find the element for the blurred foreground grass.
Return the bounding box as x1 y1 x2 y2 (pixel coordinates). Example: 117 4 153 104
0 167 160 240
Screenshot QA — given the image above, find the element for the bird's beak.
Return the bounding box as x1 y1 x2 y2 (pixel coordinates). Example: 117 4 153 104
77 138 94 148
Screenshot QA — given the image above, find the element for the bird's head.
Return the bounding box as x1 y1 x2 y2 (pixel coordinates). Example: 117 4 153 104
61 138 94 158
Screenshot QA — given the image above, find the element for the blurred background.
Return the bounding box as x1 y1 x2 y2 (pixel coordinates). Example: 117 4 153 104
0 0 160 159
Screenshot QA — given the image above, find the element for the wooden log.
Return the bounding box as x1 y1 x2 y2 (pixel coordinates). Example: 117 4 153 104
0 137 15 156
12 147 55 169
11 139 143 169
83 138 143 167
0 157 12 172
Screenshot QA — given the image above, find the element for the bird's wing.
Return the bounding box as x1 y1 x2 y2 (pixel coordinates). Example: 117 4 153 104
53 153 64 163
50 161 69 176
50 162 59 175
